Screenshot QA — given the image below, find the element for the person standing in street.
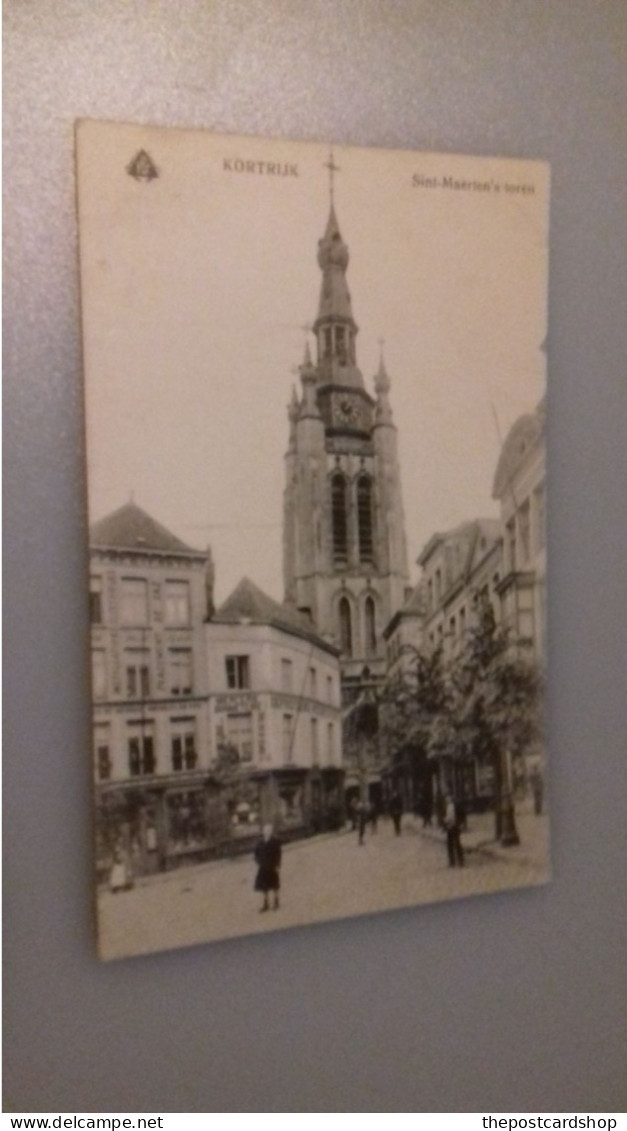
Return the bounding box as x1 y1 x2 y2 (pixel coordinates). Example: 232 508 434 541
357 799 369 845
389 790 403 836
421 791 434 828
443 794 464 867
254 823 282 912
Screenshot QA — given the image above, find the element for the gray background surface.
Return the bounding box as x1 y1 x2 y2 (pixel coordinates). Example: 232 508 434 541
4 0 627 1113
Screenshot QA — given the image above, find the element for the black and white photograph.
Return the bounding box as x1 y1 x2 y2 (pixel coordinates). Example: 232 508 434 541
77 120 550 960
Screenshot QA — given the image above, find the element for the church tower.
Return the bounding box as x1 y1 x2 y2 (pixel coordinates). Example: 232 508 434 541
283 163 409 699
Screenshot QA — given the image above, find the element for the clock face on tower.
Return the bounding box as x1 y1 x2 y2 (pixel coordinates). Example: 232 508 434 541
338 397 358 424
321 389 372 435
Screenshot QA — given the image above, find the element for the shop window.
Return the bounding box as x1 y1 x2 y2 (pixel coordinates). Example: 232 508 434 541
167 791 207 848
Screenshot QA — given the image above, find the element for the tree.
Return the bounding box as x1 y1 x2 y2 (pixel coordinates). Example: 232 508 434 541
379 645 451 808
451 600 543 843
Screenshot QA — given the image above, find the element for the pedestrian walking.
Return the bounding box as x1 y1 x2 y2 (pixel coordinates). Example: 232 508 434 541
356 800 369 845
389 790 403 836
253 823 282 912
443 795 464 868
421 792 434 828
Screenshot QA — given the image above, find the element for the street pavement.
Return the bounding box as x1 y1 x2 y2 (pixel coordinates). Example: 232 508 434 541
98 804 550 960
416 796 550 871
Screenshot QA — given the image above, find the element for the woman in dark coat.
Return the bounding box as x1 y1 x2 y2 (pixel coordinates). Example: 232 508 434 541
254 824 282 912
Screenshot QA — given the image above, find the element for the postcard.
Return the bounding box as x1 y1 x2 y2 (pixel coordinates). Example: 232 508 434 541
77 120 550 959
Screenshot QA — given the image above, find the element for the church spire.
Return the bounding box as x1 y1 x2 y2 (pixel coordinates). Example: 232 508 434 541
323 148 340 206
315 206 354 322
313 153 361 386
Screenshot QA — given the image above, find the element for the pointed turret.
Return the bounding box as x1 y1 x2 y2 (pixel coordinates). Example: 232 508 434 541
298 340 321 420
373 353 394 427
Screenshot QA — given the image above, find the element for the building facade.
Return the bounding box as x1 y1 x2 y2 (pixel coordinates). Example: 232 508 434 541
206 578 344 837
382 583 425 682
418 518 502 661
282 199 409 701
492 399 546 661
90 502 214 879
380 519 503 814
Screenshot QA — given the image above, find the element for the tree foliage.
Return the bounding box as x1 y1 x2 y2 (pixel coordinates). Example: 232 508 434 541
382 602 543 777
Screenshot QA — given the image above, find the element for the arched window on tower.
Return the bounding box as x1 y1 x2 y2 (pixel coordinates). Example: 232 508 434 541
338 597 352 656
357 476 374 563
364 596 376 656
331 474 348 564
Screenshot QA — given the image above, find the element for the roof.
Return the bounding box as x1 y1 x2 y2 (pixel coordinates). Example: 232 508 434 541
212 577 339 655
90 501 202 556
492 399 545 499
417 518 500 569
382 582 425 640
417 520 475 567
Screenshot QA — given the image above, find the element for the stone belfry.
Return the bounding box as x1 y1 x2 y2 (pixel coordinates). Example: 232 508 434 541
283 157 409 698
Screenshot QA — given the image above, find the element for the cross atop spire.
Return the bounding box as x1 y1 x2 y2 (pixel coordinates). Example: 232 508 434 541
324 149 340 205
